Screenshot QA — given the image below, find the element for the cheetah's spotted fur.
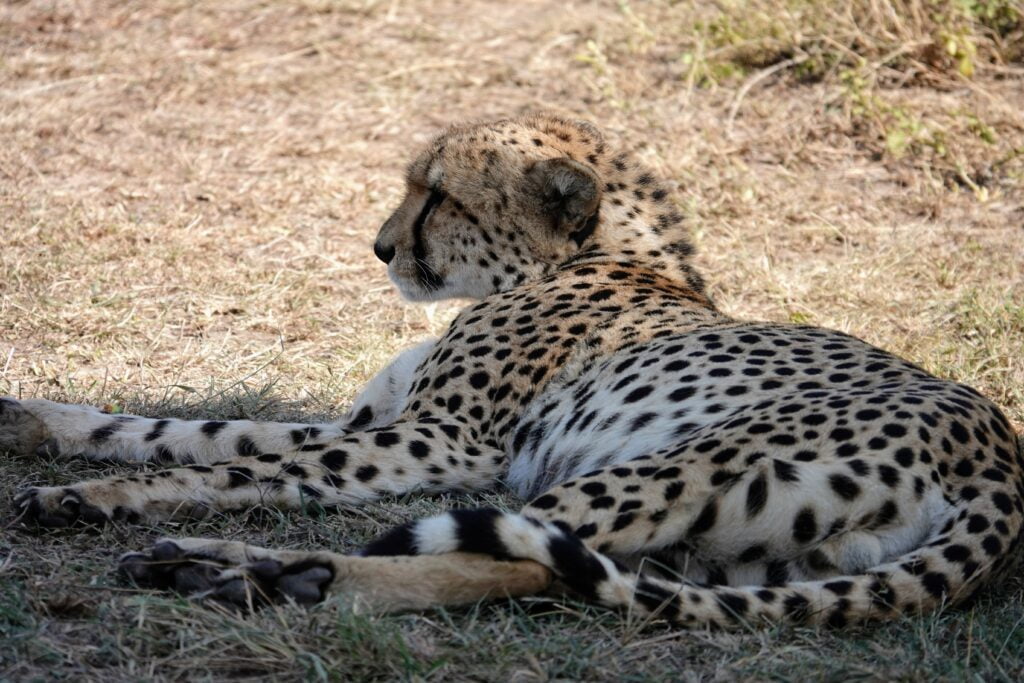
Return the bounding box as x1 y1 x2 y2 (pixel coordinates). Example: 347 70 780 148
4 114 1022 627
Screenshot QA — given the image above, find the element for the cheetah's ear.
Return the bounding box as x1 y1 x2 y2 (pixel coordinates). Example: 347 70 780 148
525 157 601 245
570 118 604 143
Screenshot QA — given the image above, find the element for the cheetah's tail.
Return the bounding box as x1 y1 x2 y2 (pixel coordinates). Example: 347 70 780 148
362 479 1023 627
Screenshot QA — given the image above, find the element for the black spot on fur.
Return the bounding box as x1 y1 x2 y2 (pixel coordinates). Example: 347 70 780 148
773 459 799 482
738 545 766 562
716 593 749 623
225 466 254 488
687 500 717 537
992 491 1013 515
828 473 861 501
290 426 322 445
921 572 950 598
236 436 260 457
633 579 681 616
282 463 307 478
664 481 685 501
824 580 854 596
355 465 379 482
144 419 169 442
745 472 768 518
792 508 817 544
201 421 228 437
408 440 430 460
374 431 401 448
530 494 559 510
90 422 121 442
349 406 375 429
321 449 348 471
942 545 971 563
783 594 811 620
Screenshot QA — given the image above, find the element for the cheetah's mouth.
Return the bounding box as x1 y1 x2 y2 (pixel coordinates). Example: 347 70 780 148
388 261 448 302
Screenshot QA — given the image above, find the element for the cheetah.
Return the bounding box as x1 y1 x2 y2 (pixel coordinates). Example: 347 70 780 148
3 113 1022 628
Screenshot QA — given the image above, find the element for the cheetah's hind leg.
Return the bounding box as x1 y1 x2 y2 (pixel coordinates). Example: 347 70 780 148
119 538 552 613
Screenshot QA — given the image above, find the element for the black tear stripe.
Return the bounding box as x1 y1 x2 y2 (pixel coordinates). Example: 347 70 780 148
412 190 448 291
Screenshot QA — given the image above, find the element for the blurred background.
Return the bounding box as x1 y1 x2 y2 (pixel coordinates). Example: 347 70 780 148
1 1 1023 679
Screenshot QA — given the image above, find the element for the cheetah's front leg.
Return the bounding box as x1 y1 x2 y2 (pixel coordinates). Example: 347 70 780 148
0 340 435 465
15 418 506 527
2 397 351 466
119 537 551 612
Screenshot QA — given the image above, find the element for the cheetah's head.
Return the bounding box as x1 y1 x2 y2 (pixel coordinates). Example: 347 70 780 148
374 114 698 301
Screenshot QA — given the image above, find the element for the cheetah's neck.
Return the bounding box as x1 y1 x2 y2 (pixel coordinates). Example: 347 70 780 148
573 155 706 298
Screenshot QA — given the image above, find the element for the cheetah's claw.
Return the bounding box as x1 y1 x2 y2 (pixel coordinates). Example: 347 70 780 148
119 540 334 607
13 486 110 528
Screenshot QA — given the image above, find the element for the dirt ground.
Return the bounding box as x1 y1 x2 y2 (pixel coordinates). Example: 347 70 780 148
2 0 1023 680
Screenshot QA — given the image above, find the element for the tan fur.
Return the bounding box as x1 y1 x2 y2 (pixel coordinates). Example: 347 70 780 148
161 538 551 613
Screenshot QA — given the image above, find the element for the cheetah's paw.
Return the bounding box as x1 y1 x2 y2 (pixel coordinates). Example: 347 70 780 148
119 539 333 608
0 397 55 458
13 486 112 528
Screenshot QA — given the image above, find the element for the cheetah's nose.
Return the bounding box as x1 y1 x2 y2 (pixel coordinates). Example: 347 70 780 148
373 242 396 265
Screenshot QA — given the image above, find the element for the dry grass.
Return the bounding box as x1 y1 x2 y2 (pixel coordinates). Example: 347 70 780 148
1 0 1023 680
